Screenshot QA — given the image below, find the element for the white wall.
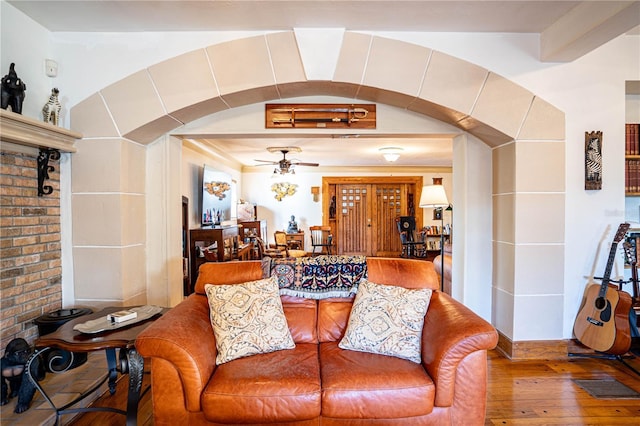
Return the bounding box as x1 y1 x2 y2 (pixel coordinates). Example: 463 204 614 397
0 1 54 119
452 134 493 320
628 94 640 124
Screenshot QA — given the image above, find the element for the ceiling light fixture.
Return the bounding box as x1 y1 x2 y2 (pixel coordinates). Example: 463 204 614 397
258 146 318 176
379 147 403 162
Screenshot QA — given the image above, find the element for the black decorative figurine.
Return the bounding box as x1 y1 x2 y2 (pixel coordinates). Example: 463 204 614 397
1 338 45 413
1 63 27 114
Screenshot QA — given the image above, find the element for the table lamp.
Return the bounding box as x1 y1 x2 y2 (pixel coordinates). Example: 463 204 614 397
419 177 449 291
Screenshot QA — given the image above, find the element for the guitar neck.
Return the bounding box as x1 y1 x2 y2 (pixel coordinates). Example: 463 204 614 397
598 244 617 294
598 223 630 298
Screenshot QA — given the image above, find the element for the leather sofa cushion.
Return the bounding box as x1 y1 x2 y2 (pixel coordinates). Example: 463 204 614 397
367 257 439 290
194 260 264 294
281 295 318 344
318 297 354 343
319 342 434 419
202 343 321 423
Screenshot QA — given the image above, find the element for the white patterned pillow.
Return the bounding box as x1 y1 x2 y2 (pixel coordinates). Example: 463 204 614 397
339 279 432 363
204 276 295 365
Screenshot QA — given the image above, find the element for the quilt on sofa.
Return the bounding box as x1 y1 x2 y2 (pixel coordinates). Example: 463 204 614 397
264 255 367 299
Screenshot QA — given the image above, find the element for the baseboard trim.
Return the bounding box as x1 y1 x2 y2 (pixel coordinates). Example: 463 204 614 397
496 331 570 360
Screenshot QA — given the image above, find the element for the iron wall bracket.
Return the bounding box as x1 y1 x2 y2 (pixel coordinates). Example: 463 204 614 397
37 148 60 196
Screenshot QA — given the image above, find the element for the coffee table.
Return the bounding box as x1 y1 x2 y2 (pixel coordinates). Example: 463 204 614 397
26 306 166 426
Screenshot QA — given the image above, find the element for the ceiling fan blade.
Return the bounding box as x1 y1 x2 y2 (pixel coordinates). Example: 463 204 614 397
253 159 278 164
292 161 319 167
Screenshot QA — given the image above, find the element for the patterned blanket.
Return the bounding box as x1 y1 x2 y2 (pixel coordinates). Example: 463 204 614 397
264 255 367 299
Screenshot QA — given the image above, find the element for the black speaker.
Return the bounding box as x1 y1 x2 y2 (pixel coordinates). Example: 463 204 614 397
397 216 416 241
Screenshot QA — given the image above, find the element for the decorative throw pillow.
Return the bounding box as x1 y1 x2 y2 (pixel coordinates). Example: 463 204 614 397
339 279 432 363
204 276 295 365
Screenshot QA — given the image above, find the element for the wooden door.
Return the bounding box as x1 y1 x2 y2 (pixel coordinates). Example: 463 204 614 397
373 184 406 256
323 176 423 256
336 183 412 256
336 184 372 255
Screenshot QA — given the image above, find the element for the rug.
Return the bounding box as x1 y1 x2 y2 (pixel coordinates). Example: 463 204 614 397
573 379 640 399
269 255 367 299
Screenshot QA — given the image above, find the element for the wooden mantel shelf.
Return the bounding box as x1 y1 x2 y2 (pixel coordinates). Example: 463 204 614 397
0 108 81 152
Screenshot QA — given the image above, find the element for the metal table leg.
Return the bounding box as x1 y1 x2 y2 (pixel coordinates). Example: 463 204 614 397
119 347 144 426
26 346 144 425
26 347 122 425
105 347 118 394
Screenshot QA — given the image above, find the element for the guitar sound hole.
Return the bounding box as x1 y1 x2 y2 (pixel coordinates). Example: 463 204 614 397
595 297 606 310
600 300 612 322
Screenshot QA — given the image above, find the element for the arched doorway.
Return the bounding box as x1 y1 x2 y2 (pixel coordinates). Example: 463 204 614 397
69 31 565 350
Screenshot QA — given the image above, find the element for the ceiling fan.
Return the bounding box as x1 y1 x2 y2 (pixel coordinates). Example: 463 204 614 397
254 146 319 175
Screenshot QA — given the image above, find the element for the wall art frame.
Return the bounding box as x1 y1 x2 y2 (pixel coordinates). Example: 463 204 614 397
585 131 603 190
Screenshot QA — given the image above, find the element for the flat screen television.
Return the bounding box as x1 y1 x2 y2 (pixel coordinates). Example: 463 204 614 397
201 165 232 226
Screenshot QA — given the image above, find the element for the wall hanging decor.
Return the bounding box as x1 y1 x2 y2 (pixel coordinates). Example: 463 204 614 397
585 131 603 190
266 103 376 129
271 182 297 201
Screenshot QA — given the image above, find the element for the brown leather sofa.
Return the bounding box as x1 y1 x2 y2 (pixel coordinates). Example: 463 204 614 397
136 257 497 425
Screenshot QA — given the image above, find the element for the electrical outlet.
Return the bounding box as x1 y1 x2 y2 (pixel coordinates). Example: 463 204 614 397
45 59 58 77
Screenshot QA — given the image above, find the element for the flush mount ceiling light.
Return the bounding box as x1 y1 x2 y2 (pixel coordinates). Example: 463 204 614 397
379 147 403 162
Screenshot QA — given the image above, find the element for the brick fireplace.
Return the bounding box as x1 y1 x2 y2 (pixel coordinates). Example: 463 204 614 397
0 109 80 348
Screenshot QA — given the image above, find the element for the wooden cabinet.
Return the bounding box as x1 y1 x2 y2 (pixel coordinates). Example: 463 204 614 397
189 226 239 291
286 232 305 250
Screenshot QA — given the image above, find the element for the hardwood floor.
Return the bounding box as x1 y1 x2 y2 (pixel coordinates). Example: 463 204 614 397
486 349 640 425
68 348 640 426
67 372 153 426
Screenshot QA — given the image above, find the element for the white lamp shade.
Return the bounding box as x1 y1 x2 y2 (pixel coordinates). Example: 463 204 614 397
419 184 449 207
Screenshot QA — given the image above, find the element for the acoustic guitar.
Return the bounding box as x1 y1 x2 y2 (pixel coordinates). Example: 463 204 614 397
573 223 632 355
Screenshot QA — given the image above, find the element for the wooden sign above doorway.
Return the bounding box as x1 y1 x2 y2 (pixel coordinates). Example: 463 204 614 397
265 103 376 129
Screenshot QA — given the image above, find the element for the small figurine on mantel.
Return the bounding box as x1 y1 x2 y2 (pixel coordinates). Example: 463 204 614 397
42 88 61 126
1 63 27 114
287 215 298 233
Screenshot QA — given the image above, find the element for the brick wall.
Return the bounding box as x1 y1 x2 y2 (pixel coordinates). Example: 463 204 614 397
0 148 62 349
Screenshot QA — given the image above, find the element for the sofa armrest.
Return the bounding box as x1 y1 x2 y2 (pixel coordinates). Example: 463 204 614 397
421 292 498 407
136 294 216 412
